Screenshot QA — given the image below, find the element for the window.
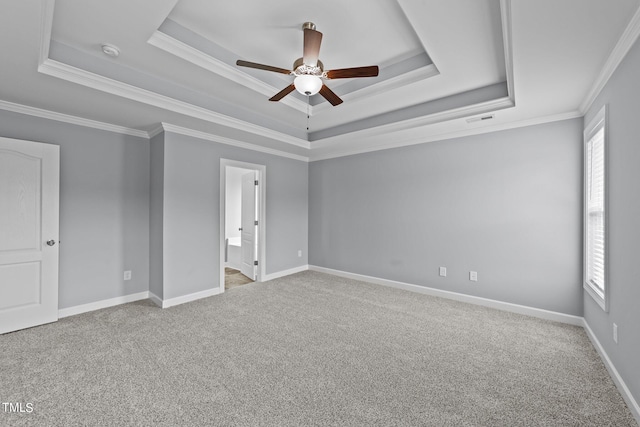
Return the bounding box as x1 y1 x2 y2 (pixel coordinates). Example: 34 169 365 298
584 106 607 310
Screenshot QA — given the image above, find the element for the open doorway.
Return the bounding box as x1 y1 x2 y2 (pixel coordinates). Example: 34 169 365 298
219 159 266 292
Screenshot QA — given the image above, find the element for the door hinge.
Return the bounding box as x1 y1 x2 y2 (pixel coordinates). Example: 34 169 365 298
254 260 259 266
254 180 259 186
254 220 258 226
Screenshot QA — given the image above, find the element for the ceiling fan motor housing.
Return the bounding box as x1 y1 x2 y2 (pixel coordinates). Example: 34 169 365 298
293 58 324 76
302 22 316 31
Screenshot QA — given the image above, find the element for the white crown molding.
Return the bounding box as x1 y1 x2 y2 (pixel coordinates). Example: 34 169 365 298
36 2 309 149
32 0 565 164
0 99 150 138
310 110 581 161
36 0 519 158
311 95 515 150
149 27 440 118
147 30 310 114
501 0 516 103
148 125 165 138
38 0 55 66
579 4 640 114
299 4 516 142
37 58 310 149
311 64 440 116
160 123 309 162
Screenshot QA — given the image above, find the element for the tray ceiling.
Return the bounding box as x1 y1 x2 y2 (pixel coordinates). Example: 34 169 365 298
1 0 639 160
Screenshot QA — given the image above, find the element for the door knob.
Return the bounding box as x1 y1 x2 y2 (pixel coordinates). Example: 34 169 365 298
238 227 243 231
46 240 56 246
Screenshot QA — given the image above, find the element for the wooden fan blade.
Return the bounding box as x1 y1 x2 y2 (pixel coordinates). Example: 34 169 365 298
303 29 323 66
325 66 379 79
319 84 343 106
269 84 296 102
236 60 292 75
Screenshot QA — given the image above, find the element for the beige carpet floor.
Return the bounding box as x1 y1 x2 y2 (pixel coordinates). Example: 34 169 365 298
1 271 636 426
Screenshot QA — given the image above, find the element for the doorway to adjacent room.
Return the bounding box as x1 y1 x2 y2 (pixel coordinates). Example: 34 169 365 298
220 159 266 291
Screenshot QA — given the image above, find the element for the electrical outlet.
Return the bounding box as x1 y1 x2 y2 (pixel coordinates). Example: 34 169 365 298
124 270 132 281
439 267 447 277
298 250 302 257
613 323 618 344
469 271 478 282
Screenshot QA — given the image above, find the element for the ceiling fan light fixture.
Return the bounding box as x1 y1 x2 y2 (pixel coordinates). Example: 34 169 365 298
294 75 322 96
235 22 377 106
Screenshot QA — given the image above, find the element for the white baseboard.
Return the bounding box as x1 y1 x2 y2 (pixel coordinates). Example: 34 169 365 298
58 291 150 318
58 286 224 316
157 287 223 309
583 320 640 424
148 292 163 308
262 264 309 282
309 265 583 326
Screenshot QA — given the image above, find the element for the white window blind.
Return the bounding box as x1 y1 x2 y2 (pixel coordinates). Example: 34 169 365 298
584 106 606 309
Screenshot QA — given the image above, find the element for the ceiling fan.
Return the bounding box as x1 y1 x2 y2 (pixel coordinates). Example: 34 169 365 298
236 22 379 106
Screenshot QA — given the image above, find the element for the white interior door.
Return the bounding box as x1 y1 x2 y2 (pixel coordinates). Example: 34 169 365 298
0 137 59 335
240 171 256 280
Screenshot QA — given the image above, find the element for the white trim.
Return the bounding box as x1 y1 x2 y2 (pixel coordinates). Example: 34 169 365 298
157 288 223 309
0 99 149 139
37 58 310 150
579 5 640 114
584 283 606 311
311 64 440 116
147 30 309 114
38 0 55 66
149 28 441 117
310 95 515 150
161 123 309 162
58 291 149 318
583 105 608 312
583 320 640 424
148 125 165 139
310 110 582 161
36 0 516 154
309 265 584 326
148 292 163 308
262 265 309 282
0 100 309 161
500 0 516 102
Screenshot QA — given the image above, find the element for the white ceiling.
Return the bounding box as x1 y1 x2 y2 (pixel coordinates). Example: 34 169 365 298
1 0 639 160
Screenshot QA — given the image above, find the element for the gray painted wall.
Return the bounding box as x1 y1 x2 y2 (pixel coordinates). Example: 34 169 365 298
584 36 640 406
310 118 583 316
149 132 164 299
0 110 150 309
159 131 308 299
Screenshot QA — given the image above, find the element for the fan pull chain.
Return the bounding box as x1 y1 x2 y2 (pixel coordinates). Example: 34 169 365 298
306 96 310 131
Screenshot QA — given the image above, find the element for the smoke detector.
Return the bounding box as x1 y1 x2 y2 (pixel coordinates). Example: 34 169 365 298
101 44 120 58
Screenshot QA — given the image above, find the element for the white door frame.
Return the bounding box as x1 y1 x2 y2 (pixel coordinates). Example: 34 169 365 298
219 159 266 291
239 170 257 280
